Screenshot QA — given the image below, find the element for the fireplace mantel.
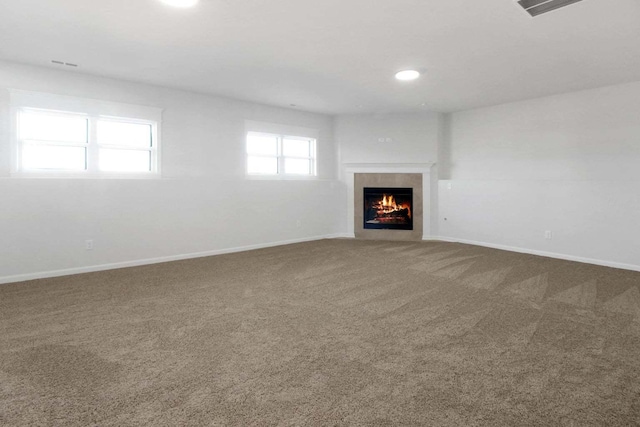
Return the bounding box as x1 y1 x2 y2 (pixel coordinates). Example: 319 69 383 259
343 163 435 174
342 163 436 240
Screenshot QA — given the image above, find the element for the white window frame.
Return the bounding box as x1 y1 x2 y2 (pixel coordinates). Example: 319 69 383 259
245 120 318 179
9 89 162 178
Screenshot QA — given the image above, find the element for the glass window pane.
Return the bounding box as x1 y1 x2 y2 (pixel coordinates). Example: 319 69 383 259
283 138 311 157
247 156 278 174
97 120 152 148
19 111 88 143
247 133 278 156
284 158 311 175
99 149 151 172
22 144 86 170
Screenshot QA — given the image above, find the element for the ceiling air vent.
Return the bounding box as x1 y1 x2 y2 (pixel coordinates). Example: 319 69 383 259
517 0 584 17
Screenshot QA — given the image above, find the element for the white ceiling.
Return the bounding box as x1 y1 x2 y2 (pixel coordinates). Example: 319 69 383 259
1 0 639 115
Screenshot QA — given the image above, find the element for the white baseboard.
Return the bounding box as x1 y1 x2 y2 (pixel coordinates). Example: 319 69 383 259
429 236 640 273
0 234 347 285
5 234 637 285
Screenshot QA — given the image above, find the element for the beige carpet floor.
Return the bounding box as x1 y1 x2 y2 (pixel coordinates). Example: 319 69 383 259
1 239 640 426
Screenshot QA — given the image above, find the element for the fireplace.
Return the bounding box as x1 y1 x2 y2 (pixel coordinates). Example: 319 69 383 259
347 166 431 241
363 187 413 230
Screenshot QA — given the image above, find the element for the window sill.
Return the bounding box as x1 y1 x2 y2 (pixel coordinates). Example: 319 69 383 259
245 174 318 181
10 171 161 180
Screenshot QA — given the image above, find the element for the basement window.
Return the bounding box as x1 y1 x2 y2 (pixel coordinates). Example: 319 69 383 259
245 121 317 178
10 90 161 178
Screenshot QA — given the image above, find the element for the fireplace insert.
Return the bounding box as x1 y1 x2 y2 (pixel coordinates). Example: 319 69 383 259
363 187 413 230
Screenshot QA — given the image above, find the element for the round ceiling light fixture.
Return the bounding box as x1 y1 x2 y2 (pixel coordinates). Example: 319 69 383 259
159 0 199 8
395 70 421 81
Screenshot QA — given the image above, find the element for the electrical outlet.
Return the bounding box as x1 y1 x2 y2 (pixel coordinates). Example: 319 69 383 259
85 239 94 250
544 231 552 240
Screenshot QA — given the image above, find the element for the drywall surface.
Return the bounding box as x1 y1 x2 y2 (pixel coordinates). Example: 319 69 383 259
0 60 345 281
440 81 640 269
336 113 440 165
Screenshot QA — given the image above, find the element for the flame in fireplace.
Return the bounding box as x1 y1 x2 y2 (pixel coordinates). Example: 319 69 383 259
375 194 411 218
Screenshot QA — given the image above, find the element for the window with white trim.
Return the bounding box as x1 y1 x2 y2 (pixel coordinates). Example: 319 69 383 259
10 90 161 177
246 131 316 177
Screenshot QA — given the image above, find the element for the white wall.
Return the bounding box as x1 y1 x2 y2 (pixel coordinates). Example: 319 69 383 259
5 59 638 281
0 60 345 283
336 113 440 165
439 81 640 270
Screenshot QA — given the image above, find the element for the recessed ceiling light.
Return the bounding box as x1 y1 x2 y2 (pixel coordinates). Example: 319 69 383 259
159 0 199 8
395 70 421 81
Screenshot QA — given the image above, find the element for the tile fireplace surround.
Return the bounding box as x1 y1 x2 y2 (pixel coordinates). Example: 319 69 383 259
343 163 435 241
